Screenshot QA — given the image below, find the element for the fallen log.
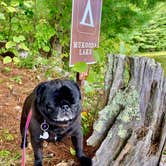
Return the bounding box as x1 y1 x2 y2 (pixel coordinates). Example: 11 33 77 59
87 55 166 166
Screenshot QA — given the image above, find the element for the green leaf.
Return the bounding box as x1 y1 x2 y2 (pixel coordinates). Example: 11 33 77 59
70 147 76 156
24 1 33 8
6 41 16 49
1 2 7 7
13 36 20 43
13 35 25 43
87 70 96 83
0 13 5 20
13 57 20 64
5 133 14 141
4 67 11 73
0 150 11 157
18 43 29 51
43 46 50 52
18 35 25 41
7 6 16 13
10 76 22 84
73 62 88 72
93 49 99 62
11 1 19 7
93 48 105 62
3 56 12 64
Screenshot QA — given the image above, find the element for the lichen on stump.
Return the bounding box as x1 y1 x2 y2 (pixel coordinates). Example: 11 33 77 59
87 55 166 166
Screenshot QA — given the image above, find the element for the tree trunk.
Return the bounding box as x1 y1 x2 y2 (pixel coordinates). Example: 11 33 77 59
87 55 166 166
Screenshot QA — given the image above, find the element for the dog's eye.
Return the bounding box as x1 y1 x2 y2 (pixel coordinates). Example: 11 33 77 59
46 103 54 113
47 108 53 113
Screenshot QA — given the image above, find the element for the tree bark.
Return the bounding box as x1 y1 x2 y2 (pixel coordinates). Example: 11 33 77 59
87 54 166 166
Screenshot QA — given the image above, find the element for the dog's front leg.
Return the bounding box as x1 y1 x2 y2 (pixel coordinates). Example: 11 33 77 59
71 127 92 166
30 135 43 166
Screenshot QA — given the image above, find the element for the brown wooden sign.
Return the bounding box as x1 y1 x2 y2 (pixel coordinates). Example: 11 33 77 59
70 0 102 66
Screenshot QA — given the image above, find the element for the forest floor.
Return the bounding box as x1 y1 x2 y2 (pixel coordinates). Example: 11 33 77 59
0 62 96 166
0 61 165 166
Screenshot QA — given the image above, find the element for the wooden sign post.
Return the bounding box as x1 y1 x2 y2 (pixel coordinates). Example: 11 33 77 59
70 0 102 87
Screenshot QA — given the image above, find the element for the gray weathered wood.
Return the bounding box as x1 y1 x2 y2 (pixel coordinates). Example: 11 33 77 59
87 55 166 166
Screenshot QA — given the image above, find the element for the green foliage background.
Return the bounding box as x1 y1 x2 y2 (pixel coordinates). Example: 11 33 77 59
0 0 165 79
131 2 166 52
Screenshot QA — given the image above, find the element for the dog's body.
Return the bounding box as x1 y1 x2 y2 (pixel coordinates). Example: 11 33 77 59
20 79 92 166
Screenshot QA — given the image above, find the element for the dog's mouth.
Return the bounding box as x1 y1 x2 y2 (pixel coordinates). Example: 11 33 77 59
55 117 73 123
41 112 76 126
39 103 81 126
55 112 75 122
52 115 77 127
53 118 74 127
48 104 80 124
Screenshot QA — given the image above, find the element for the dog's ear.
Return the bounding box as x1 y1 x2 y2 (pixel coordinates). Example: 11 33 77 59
71 81 81 100
35 82 46 103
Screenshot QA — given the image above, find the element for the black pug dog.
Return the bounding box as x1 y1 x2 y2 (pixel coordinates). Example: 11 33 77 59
20 79 92 166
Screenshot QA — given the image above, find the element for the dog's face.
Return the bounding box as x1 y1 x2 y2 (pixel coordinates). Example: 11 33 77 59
35 80 81 124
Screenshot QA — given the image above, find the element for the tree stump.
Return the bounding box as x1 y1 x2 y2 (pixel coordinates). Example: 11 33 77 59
87 55 166 166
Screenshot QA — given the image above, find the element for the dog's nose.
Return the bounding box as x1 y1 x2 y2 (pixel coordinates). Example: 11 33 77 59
62 105 70 111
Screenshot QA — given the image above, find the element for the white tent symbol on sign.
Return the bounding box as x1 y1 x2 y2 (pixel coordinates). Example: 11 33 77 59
80 0 94 27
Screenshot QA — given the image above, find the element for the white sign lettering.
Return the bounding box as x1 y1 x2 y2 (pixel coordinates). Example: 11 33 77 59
73 41 97 49
79 49 92 56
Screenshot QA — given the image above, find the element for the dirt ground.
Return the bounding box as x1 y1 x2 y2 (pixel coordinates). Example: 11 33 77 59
0 62 96 166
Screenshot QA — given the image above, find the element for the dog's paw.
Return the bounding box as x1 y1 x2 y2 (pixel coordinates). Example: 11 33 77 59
35 160 42 166
80 156 92 166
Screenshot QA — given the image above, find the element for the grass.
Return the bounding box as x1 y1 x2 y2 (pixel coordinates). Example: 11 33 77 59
0 129 15 141
0 129 19 165
138 51 166 74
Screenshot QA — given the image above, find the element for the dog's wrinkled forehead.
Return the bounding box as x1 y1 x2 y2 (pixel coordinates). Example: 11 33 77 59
35 80 81 104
